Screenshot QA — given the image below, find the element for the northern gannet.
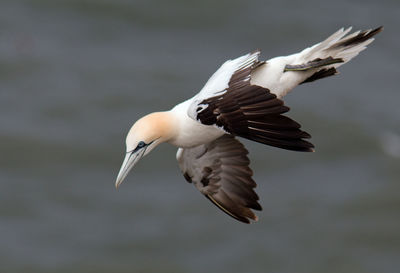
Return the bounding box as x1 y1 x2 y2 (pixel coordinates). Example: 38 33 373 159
116 27 382 223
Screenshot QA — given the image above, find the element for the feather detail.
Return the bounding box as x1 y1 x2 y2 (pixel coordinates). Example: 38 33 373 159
177 135 261 224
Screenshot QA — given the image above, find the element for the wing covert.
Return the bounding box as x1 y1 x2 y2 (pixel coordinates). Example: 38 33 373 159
188 51 314 152
188 51 263 118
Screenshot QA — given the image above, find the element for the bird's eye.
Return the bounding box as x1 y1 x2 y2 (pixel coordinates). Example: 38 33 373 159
137 141 146 148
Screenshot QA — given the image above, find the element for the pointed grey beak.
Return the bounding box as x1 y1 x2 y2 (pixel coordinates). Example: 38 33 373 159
115 149 145 189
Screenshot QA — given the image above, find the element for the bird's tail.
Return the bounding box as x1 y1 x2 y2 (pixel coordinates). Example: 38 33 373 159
286 26 383 84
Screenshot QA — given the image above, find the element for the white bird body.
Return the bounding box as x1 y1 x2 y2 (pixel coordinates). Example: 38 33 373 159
115 27 382 223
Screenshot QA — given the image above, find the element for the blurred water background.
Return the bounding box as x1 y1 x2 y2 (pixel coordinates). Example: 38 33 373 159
0 0 399 272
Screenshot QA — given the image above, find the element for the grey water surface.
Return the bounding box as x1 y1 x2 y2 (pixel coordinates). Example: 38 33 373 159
0 0 399 272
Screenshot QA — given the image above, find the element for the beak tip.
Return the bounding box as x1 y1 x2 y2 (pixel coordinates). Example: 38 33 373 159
115 178 122 190
115 149 143 191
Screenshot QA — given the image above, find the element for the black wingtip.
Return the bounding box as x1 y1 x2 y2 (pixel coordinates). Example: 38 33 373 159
374 26 384 34
367 26 384 39
334 26 384 49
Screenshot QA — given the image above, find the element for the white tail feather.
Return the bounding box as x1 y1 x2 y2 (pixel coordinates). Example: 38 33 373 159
251 26 382 98
297 27 379 66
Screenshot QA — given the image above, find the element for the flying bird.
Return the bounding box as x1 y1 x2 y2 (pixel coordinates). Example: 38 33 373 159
115 27 382 223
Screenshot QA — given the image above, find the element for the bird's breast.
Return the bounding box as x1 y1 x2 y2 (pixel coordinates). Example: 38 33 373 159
169 114 224 148
169 100 224 148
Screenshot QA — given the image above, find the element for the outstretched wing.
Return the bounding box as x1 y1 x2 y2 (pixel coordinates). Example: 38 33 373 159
188 51 314 152
177 135 261 224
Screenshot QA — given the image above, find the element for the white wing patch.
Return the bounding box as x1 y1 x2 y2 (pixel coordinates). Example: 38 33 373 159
188 51 260 120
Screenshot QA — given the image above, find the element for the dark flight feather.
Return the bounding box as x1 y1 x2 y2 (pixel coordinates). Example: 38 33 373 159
177 135 261 224
194 59 314 152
